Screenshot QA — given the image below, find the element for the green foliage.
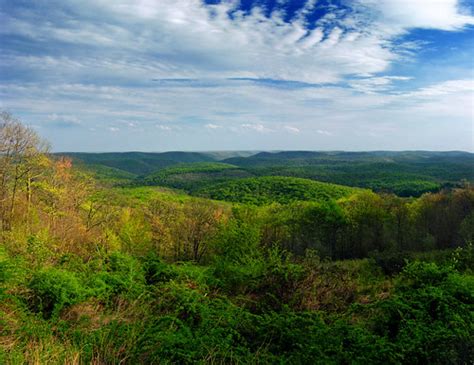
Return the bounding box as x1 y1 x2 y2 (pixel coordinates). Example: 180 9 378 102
62 151 216 175
367 261 474 364
133 283 254 364
141 162 252 192
196 176 360 205
66 150 473 198
92 252 146 299
370 250 409 276
254 248 306 311
370 249 456 277
224 150 473 197
0 250 30 306
211 218 264 292
28 268 85 318
4 243 474 364
459 212 474 243
212 218 261 262
451 243 474 272
142 254 179 285
79 163 137 185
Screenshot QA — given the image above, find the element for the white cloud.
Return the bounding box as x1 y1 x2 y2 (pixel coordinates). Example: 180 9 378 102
205 123 221 129
2 76 472 150
360 0 474 31
46 113 82 128
241 123 272 133
5 0 469 84
284 126 300 134
317 129 333 136
47 113 81 124
349 76 413 93
108 127 120 132
402 79 474 97
298 27 324 49
156 124 172 131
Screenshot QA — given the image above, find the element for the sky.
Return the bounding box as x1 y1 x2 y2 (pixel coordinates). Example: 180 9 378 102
0 0 473 152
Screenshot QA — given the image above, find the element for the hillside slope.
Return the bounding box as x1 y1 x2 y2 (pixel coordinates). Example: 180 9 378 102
141 162 254 191
223 151 474 196
60 151 474 197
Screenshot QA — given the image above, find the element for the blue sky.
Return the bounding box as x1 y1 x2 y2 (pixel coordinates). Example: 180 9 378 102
0 0 473 152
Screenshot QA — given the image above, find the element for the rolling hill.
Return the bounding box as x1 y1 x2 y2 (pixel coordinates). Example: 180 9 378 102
59 152 216 175
140 162 254 191
60 150 474 197
223 151 474 196
194 176 361 205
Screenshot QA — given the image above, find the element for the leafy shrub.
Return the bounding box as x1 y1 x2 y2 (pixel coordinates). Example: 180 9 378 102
92 252 145 300
399 261 453 288
28 268 84 318
369 261 474 364
135 282 255 364
253 248 306 311
451 243 474 272
211 219 264 292
0 247 11 286
26 234 55 268
142 254 178 285
370 250 409 276
370 250 455 277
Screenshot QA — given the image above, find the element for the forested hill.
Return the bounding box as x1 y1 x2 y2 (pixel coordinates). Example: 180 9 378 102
61 150 474 198
60 150 474 175
59 152 217 175
224 150 474 165
221 150 474 196
195 176 361 205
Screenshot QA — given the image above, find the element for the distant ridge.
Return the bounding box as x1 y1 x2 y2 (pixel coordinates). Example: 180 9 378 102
56 151 261 175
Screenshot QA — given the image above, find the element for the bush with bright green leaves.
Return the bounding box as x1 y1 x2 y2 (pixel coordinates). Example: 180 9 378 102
451 243 474 272
28 268 85 318
367 261 474 364
211 218 264 292
91 252 146 300
142 254 179 285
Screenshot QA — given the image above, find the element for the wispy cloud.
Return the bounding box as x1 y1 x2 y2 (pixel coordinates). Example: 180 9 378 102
364 0 474 31
156 124 172 131
205 123 222 129
241 123 272 133
402 79 474 97
317 129 333 136
284 126 300 134
47 113 82 128
349 76 413 94
4 0 471 85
